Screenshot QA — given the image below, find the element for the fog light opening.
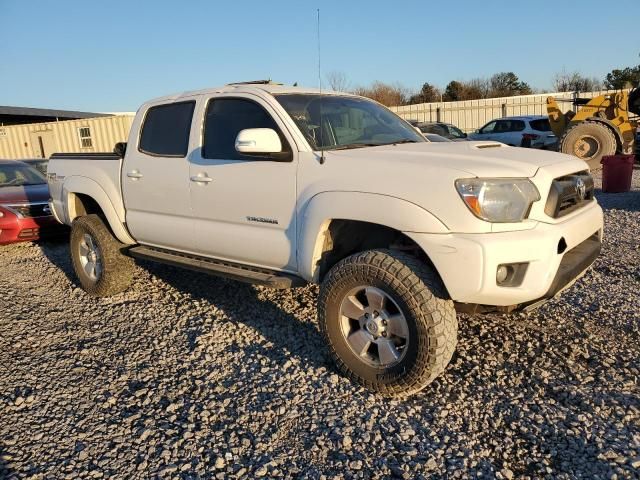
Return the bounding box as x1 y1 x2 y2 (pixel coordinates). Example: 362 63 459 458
496 262 529 287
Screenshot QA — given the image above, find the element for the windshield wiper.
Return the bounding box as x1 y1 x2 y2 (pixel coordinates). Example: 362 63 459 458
328 143 382 151
380 139 419 146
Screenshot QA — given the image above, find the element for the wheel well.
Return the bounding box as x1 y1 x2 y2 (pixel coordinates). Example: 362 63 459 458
317 220 436 281
71 193 103 219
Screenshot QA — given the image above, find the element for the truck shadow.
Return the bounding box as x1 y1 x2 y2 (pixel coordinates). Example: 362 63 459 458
140 260 329 369
36 240 329 370
37 236 77 285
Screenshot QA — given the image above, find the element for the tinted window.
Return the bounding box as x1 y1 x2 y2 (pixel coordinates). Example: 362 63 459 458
448 125 466 138
203 98 289 160
139 101 195 157
495 120 526 132
530 119 551 132
420 124 447 136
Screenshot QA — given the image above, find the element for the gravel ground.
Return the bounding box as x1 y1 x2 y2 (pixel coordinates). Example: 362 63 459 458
1 169 639 479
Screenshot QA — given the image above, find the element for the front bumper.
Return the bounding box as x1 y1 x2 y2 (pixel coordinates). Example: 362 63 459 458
0 215 67 245
407 201 604 307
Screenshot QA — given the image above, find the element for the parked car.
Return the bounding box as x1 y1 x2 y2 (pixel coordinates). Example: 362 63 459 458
417 122 468 141
468 115 557 149
423 133 452 142
47 82 602 397
0 160 65 245
20 158 49 175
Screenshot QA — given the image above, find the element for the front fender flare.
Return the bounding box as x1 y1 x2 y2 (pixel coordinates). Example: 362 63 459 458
62 176 135 245
298 191 449 281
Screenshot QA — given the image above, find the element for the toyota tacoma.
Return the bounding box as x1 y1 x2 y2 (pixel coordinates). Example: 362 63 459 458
47 81 603 396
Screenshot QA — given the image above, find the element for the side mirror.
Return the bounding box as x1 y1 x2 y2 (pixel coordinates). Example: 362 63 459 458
235 128 282 154
113 142 127 158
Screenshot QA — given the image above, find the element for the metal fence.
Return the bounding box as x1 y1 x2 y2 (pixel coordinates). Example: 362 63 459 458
390 90 624 133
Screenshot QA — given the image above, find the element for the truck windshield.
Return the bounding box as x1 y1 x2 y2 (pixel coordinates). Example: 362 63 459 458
0 163 46 187
275 94 425 150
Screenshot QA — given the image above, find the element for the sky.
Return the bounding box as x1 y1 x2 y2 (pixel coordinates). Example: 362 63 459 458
1 0 638 112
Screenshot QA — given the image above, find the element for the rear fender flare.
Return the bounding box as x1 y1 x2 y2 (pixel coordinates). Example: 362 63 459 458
62 176 135 245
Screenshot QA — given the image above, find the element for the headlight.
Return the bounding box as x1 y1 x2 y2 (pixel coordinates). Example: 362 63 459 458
455 178 540 223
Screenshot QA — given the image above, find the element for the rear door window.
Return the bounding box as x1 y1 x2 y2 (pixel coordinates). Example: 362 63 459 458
530 119 552 132
139 101 195 157
421 124 447 136
496 120 525 132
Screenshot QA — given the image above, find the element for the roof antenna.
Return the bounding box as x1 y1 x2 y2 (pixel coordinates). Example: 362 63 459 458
317 8 325 165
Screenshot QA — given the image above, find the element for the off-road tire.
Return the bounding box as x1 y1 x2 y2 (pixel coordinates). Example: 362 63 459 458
318 249 457 397
70 214 135 297
559 120 617 171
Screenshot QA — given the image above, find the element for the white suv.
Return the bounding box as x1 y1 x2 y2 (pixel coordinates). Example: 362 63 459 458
469 115 557 149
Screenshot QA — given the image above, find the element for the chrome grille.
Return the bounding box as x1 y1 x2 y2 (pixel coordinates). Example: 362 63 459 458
544 171 594 219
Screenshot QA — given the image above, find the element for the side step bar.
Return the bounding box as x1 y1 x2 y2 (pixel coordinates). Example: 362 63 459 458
128 246 306 289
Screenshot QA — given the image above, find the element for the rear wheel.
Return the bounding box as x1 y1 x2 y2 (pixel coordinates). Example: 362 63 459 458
318 249 457 397
559 121 617 170
70 214 134 296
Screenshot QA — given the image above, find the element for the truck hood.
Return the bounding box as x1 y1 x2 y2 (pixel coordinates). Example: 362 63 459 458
0 183 50 204
326 141 587 178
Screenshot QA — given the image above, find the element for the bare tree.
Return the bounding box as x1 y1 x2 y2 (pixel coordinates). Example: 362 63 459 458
352 81 410 106
326 71 350 92
553 71 602 92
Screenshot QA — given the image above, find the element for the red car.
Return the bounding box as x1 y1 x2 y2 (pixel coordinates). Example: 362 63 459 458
0 160 65 245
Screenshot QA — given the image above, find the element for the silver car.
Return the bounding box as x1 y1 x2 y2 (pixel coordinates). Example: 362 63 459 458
468 115 557 149
417 122 468 141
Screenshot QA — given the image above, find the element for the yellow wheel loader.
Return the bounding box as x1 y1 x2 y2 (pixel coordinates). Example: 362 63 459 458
546 88 639 170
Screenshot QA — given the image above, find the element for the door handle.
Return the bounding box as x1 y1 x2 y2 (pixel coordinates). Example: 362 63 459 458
127 170 143 179
190 174 213 184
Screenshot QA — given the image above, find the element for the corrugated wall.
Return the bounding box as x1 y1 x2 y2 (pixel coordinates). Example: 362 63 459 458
390 90 625 132
0 115 135 159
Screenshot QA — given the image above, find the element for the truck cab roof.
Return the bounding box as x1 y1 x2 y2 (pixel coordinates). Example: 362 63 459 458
144 82 354 106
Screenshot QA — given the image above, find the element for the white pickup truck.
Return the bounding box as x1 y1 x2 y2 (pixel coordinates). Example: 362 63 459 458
47 81 603 396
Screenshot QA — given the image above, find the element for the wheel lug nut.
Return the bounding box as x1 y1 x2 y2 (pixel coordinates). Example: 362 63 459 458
381 331 387 337
382 320 387 326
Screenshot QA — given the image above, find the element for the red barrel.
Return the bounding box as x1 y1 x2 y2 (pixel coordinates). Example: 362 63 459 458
600 154 635 193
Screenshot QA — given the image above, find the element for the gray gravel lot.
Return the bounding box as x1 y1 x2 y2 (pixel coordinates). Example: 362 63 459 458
1 169 639 479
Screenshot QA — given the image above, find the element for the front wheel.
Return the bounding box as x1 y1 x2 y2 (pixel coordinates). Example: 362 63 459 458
318 249 457 397
70 214 135 297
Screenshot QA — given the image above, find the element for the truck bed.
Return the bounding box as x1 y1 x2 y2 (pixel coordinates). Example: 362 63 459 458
47 152 127 230
50 153 122 161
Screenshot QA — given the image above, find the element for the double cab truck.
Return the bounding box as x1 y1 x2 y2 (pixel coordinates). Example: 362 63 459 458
47 81 603 396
